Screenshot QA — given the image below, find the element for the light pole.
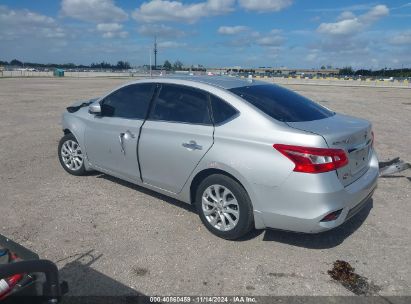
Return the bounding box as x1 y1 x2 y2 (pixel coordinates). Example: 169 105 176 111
149 47 152 77
154 35 158 71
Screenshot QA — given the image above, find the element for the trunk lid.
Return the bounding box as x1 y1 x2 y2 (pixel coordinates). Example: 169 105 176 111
287 114 373 186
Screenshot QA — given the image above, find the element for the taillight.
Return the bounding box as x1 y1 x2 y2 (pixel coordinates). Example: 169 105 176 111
273 144 348 174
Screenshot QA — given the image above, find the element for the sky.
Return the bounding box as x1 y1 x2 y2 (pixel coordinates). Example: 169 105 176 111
0 0 410 69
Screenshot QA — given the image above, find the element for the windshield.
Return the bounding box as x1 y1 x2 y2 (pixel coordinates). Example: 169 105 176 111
229 84 335 122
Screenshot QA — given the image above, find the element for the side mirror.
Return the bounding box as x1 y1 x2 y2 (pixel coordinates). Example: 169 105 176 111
88 103 101 115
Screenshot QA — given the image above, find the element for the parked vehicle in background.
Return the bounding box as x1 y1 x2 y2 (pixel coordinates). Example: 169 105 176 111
58 76 378 240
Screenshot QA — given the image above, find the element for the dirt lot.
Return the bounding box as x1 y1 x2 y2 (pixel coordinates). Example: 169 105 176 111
0 77 410 297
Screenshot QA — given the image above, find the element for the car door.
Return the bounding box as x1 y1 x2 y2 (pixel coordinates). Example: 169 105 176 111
84 83 155 180
139 84 214 193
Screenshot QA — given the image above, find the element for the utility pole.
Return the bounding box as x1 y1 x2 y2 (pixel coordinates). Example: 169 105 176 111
149 47 152 77
154 35 158 70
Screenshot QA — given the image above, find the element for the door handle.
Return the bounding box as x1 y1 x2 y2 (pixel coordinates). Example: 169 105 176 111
182 140 202 151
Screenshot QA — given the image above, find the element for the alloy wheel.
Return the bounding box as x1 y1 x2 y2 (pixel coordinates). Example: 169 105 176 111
60 140 83 171
201 184 240 231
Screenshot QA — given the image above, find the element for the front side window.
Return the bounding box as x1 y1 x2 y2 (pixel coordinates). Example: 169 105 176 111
150 84 212 125
229 84 334 122
101 83 154 119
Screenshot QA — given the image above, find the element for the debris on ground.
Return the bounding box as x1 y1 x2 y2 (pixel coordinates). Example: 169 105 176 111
379 157 411 177
328 260 381 295
132 266 149 277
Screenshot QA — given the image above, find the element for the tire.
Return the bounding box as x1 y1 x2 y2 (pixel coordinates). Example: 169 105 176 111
58 133 86 176
195 174 254 240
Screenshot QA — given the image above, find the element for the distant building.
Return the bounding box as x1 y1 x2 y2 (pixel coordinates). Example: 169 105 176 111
206 67 339 76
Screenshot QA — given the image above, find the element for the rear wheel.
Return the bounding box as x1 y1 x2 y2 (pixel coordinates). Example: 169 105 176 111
58 133 86 176
195 174 254 240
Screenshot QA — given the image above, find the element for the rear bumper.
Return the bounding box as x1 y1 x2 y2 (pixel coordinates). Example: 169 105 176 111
252 150 379 233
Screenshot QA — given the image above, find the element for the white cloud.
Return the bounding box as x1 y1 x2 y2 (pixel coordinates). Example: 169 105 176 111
256 35 283 46
157 41 187 48
308 4 376 13
61 0 128 23
317 5 389 36
398 2 411 8
132 0 235 23
308 5 396 68
317 19 362 35
390 30 411 45
361 5 389 23
96 22 127 38
218 26 284 48
218 26 249 35
97 23 122 32
137 24 185 38
238 0 293 12
337 11 355 21
306 52 318 62
0 5 66 40
102 31 128 38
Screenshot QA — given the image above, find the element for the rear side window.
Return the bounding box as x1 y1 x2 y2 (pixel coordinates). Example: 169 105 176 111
150 84 212 125
101 83 154 119
229 84 334 122
210 95 238 125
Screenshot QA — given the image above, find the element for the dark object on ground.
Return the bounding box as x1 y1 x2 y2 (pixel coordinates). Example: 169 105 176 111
379 157 400 168
328 260 381 295
379 157 411 177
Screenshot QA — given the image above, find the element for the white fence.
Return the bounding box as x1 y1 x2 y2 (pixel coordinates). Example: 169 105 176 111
0 71 146 78
1 70 410 88
256 76 411 89
1 71 53 77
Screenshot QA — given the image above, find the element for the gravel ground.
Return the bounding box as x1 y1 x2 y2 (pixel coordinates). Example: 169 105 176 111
0 77 410 298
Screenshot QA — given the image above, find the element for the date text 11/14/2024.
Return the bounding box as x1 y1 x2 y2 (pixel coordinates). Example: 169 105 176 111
149 296 257 303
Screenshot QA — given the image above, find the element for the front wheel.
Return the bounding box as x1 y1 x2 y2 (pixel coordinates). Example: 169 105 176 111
195 174 254 240
58 133 86 176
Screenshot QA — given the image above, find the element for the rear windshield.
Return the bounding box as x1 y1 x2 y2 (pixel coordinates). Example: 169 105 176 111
229 84 334 122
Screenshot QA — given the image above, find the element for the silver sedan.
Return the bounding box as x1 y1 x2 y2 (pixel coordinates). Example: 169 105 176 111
58 76 379 240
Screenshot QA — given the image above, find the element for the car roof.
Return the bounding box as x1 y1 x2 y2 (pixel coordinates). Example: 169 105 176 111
142 75 266 90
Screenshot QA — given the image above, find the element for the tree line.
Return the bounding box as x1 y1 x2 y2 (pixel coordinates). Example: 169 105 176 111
339 66 411 78
0 58 204 72
2 58 408 77
0 59 131 70
162 60 206 71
